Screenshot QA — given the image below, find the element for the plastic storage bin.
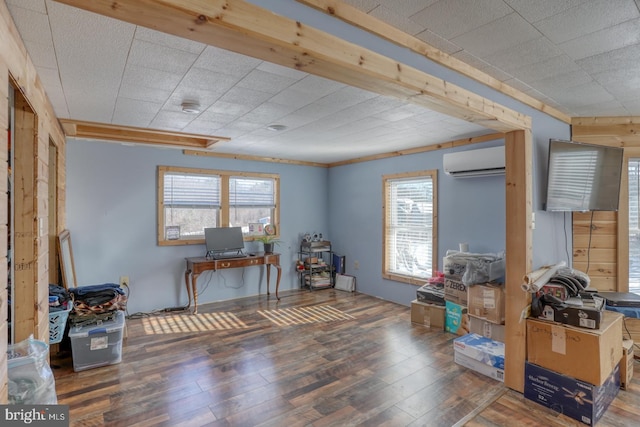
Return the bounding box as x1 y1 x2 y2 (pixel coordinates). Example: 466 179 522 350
48 306 72 344
68 311 125 372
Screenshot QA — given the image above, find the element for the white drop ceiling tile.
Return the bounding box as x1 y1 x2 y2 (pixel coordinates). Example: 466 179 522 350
559 18 640 61
376 0 439 18
341 0 379 13
533 0 639 44
504 0 588 23
188 114 237 133
112 101 159 127
217 87 274 109
409 0 513 39
527 70 593 94
7 0 47 14
222 120 265 133
128 39 198 75
289 102 339 121
288 75 346 97
483 37 563 73
133 27 206 54
239 102 299 124
271 113 318 129
236 69 299 94
35 65 68 117
256 62 308 80
118 84 172 104
202 101 254 120
268 88 316 109
571 100 628 116
576 44 640 75
23 40 57 69
121 65 183 91
414 29 463 55
194 45 261 76
315 86 378 109
7 4 52 45
161 91 221 114
150 111 194 131
452 13 542 58
549 81 614 106
590 68 640 99
179 67 239 93
509 54 580 84
369 6 426 35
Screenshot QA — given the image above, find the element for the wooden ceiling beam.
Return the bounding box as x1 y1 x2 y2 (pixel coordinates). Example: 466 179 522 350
59 119 228 149
297 0 570 124
53 0 530 133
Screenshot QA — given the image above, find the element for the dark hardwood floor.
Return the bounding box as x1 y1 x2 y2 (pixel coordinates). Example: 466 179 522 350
51 289 640 426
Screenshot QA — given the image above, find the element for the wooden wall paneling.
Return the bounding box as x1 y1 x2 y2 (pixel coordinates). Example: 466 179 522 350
12 92 37 343
569 119 640 292
504 129 532 393
0 56 6 404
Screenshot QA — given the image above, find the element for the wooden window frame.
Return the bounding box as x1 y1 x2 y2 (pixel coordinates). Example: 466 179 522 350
382 170 438 285
157 165 280 246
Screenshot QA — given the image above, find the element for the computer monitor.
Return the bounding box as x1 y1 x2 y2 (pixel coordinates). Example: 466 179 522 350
204 227 244 255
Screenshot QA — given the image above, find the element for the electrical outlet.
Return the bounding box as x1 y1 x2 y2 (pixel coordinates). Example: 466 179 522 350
354 261 360 270
120 276 129 287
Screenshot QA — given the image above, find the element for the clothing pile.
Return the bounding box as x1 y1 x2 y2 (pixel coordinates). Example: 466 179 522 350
48 284 71 312
69 283 127 318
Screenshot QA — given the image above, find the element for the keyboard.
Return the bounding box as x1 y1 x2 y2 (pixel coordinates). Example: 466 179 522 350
212 253 247 260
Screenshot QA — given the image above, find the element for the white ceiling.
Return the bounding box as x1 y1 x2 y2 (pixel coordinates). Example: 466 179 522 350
6 0 640 163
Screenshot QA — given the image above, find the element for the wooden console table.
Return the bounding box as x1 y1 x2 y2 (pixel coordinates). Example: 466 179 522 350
184 252 281 313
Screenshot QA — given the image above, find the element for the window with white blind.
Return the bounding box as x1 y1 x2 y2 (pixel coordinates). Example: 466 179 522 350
383 170 437 284
629 159 640 293
158 166 279 245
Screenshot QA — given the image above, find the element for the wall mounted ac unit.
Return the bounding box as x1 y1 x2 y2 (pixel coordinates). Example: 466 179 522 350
443 146 505 178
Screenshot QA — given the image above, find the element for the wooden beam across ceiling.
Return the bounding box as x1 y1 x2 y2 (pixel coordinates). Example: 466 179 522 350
59 119 228 149
296 0 570 125
53 0 531 134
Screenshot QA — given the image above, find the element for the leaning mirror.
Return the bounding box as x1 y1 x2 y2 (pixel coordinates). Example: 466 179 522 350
57 229 77 289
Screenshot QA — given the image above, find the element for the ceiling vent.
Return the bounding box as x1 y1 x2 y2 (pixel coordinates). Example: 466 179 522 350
443 146 505 178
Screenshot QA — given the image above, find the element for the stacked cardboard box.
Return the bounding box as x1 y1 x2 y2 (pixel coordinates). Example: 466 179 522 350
443 252 506 340
524 310 623 425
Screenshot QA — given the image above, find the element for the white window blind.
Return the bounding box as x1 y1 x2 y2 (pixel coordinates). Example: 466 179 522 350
164 173 220 208
384 175 434 280
547 150 598 211
229 177 275 207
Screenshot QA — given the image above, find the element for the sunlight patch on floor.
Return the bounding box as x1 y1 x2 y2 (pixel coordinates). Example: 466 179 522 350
142 312 249 334
257 305 355 326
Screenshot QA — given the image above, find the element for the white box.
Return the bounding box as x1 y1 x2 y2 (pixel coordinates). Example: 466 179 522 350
68 311 125 372
454 351 504 382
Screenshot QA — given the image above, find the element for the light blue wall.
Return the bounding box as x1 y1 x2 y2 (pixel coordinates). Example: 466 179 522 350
66 139 329 314
328 139 506 304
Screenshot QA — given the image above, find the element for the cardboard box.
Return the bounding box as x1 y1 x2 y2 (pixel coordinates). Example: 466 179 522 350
524 362 620 426
526 311 623 386
453 333 505 370
454 351 504 382
445 300 469 335
535 297 604 330
444 277 468 305
410 300 445 329
620 339 634 390
469 315 506 342
467 283 505 324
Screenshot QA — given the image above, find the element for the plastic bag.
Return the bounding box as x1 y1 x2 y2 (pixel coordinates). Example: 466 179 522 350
7 336 57 404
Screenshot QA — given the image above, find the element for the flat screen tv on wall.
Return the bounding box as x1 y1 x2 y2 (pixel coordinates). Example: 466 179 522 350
544 139 624 212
